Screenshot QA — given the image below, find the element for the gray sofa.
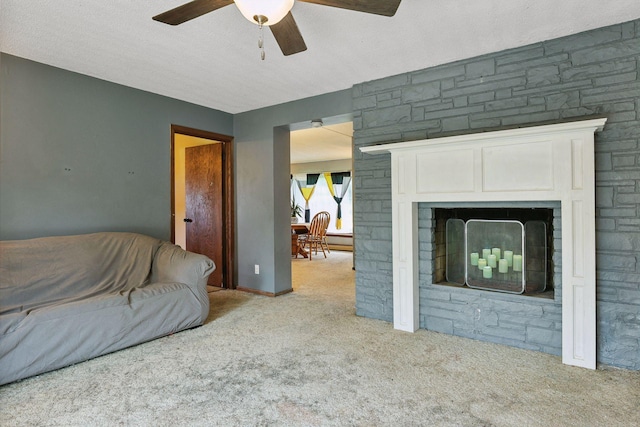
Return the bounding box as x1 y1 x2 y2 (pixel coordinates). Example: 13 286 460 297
0 232 215 385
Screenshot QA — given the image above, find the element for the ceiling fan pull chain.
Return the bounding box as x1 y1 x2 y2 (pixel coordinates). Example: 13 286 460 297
258 20 265 61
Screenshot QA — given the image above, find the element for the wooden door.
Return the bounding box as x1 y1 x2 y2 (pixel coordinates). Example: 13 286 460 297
185 143 223 287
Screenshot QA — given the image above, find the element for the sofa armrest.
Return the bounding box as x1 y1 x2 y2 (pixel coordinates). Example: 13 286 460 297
150 242 215 321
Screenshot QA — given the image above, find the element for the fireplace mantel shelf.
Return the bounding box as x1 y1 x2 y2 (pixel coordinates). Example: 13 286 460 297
360 119 607 154
360 118 607 369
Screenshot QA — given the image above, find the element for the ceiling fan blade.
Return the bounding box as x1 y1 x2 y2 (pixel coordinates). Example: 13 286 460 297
153 0 233 25
269 12 307 56
298 0 401 17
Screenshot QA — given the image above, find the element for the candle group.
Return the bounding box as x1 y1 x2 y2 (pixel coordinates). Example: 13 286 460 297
470 247 522 278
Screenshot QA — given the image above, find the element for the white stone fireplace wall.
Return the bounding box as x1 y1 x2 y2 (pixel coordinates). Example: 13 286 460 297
361 118 607 369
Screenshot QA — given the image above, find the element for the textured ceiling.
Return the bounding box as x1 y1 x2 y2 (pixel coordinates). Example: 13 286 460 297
2 1 640 114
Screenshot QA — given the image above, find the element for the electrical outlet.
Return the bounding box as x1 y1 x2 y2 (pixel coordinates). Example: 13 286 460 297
254 264 259 275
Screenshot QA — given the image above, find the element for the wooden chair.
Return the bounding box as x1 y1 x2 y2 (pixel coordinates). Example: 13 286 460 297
299 211 330 260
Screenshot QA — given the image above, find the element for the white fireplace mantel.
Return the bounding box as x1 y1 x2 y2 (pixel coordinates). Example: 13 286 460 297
360 118 607 369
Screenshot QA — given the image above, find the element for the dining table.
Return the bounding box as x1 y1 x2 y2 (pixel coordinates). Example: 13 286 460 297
291 223 309 258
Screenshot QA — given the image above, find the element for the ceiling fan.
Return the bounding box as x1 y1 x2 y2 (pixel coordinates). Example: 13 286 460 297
153 0 402 57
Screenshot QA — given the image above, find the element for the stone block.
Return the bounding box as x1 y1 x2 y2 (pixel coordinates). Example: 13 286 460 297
443 77 526 98
353 95 377 111
378 98 402 109
599 208 637 218
607 111 638 123
595 153 612 171
617 289 640 305
411 64 465 84
616 193 640 205
617 185 638 194
526 65 561 87
468 91 495 104
495 88 511 99
596 218 616 231
597 232 640 251
501 111 561 126
596 186 614 207
360 74 410 95
411 107 425 122
353 116 363 130
595 71 638 87
424 286 451 302
478 323 527 342
469 117 502 130
363 104 411 128
545 91 580 110
425 316 454 334
571 39 640 66
617 219 640 232
485 96 528 112
561 59 636 81
402 81 441 103
376 92 393 102
526 326 562 346
424 105 484 121
465 58 496 79
453 96 468 108
495 45 545 66
497 53 568 75
441 116 469 132
582 85 640 105
472 104 545 121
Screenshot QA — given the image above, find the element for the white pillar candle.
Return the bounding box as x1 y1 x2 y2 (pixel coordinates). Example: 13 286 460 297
477 258 487 270
498 259 509 273
487 254 497 268
470 252 479 266
504 250 513 267
513 255 523 272
483 266 493 279
482 248 491 260
491 248 501 259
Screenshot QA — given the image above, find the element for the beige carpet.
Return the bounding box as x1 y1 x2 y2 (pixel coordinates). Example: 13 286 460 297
1 250 639 426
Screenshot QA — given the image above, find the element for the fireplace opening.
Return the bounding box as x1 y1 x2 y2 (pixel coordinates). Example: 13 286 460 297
434 208 554 297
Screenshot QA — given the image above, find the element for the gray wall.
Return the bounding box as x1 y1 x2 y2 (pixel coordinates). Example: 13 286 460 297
0 54 233 241
0 52 353 297
353 20 640 369
233 94 352 295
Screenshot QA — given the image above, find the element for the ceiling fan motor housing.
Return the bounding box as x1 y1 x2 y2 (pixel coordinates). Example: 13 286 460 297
234 0 295 26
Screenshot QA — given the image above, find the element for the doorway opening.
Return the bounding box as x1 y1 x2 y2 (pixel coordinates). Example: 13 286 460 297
289 118 354 286
170 125 234 289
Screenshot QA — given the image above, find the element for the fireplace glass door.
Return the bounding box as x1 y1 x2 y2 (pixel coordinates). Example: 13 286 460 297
445 218 546 294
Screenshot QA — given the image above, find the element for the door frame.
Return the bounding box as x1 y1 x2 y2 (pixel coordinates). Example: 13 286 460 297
170 124 235 289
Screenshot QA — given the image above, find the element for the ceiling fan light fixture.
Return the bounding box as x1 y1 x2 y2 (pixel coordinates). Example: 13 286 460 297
234 0 295 26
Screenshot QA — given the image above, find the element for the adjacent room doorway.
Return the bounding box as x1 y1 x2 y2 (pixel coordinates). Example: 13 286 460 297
171 125 234 288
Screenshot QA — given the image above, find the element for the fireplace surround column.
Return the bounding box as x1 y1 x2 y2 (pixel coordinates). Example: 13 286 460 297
360 118 607 369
